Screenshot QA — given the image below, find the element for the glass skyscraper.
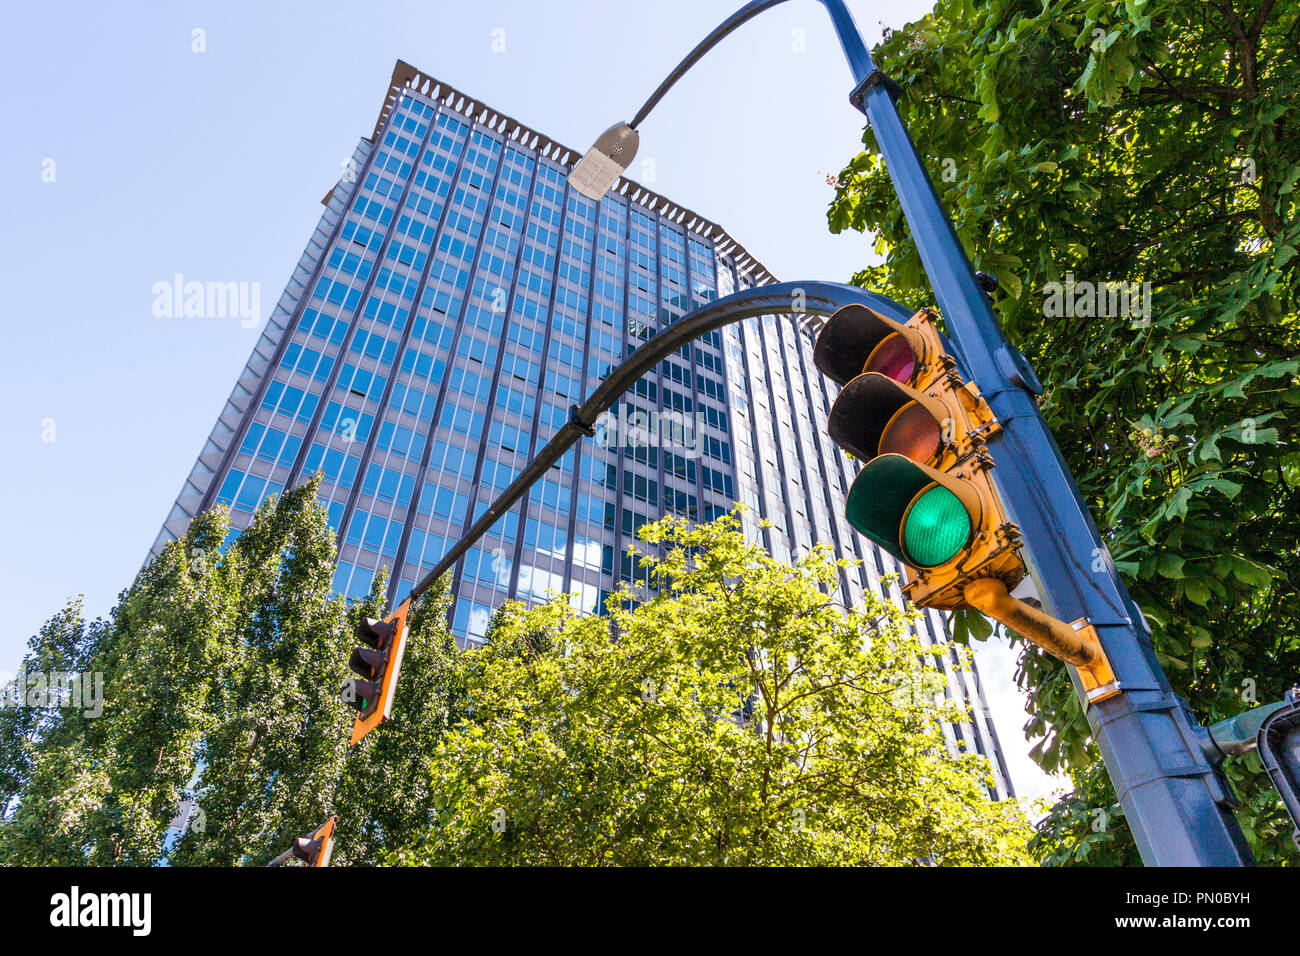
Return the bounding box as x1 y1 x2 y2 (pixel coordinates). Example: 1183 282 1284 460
151 60 1013 798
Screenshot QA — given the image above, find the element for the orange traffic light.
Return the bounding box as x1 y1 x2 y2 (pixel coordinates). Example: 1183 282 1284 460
815 303 1119 700
815 304 1024 610
268 815 338 867
341 599 411 745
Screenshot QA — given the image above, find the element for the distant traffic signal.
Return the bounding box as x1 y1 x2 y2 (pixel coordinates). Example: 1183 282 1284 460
268 815 337 867
341 600 411 745
815 304 1119 702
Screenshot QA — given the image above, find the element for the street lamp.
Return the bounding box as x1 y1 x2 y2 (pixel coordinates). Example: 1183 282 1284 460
568 123 639 201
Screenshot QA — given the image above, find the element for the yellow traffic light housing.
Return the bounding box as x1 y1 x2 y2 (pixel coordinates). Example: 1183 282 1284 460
816 303 1118 700
342 599 411 745
816 305 1025 610
813 303 950 390
845 451 1024 610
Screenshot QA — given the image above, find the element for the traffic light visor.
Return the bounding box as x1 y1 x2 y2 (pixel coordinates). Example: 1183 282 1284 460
356 618 395 649
813 304 927 387
349 645 386 680
292 835 323 863
828 373 946 463
342 677 381 713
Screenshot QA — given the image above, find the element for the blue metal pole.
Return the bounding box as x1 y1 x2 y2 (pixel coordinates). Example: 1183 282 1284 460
814 0 1252 865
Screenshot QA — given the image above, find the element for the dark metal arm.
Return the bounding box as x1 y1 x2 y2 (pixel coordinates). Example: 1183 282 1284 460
406 280 911 600
630 0 875 130
630 0 789 129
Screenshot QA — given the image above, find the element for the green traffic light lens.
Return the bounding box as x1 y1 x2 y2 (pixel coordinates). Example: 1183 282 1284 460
901 484 970 567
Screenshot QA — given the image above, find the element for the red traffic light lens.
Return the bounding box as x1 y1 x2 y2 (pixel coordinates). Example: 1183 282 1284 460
863 333 916 384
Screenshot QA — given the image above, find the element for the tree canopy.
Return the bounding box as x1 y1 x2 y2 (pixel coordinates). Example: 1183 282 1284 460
0 477 456 865
1 492 1032 866
829 0 1300 864
392 513 1033 866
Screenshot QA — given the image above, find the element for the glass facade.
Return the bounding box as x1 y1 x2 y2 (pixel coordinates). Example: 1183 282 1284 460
152 63 1013 799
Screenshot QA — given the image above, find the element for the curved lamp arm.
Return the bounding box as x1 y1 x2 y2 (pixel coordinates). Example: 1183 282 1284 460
630 0 876 129
569 0 879 200
407 280 911 601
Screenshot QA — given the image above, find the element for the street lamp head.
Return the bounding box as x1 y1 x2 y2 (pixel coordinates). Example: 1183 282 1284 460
568 122 639 200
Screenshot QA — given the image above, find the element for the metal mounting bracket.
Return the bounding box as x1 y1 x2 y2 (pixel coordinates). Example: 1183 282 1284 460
849 69 902 111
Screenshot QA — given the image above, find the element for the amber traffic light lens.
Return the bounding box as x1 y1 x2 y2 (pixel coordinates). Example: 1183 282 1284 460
863 333 916 383
878 402 941 464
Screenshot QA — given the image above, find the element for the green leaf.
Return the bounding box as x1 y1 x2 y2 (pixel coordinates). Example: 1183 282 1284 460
1157 554 1186 579
967 611 994 642
1229 557 1274 588
1211 478 1243 499
1164 486 1193 522
1184 579 1211 606
952 609 970 644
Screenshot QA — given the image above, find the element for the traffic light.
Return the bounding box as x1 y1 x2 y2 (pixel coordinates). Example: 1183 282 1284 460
814 303 1025 608
815 303 1119 701
268 815 337 867
341 599 411 745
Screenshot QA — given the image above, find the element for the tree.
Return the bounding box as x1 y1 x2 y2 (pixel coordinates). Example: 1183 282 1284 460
828 0 1300 863
0 598 105 861
0 477 455 866
390 512 1034 866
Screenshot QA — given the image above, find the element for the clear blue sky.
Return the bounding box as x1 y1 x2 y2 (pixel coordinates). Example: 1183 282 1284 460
0 0 1060 802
